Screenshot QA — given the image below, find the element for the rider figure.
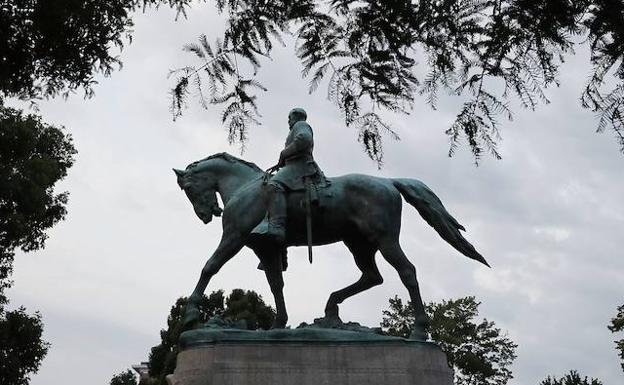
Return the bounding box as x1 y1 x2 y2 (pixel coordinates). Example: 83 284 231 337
252 107 323 243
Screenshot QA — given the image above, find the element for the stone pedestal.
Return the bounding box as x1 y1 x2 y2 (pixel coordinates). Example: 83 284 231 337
167 328 453 385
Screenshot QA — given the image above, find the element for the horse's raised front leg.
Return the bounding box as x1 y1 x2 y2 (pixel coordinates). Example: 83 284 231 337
255 244 288 328
182 233 244 329
324 240 383 325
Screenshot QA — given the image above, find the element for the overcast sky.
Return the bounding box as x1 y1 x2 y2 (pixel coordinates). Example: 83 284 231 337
6 5 624 385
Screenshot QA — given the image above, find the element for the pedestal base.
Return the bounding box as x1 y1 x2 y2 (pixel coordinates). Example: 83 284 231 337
168 330 453 385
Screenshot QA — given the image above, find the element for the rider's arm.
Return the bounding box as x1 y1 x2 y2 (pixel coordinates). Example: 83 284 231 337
281 123 313 159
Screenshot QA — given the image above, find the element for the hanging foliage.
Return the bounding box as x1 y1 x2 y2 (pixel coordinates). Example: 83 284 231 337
168 0 624 165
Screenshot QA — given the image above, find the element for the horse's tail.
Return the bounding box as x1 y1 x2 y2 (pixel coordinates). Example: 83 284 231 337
392 178 490 267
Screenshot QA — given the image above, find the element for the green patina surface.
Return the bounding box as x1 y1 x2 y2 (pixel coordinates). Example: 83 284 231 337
178 316 433 349
174 110 488 342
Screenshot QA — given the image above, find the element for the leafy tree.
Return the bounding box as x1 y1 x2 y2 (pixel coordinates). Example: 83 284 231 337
0 106 73 385
147 289 275 385
0 258 11 307
608 303 624 372
539 370 603 385
0 107 76 273
0 304 49 385
381 296 517 385
1 0 130 100
110 370 138 385
0 0 202 101
170 0 624 165
223 288 277 330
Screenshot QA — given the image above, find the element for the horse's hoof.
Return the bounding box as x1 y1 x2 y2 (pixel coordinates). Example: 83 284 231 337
271 318 287 329
181 307 201 330
324 305 339 319
319 315 343 328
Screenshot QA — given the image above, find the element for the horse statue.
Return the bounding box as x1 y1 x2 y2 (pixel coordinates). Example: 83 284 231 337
173 152 489 340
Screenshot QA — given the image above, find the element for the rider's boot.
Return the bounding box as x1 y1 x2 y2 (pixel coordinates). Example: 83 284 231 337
251 182 287 244
251 183 288 271
266 182 287 243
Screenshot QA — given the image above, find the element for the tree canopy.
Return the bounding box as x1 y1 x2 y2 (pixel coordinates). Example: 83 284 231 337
608 303 624 372
0 304 49 385
146 289 275 385
539 370 603 385
169 0 624 164
0 0 200 101
4 1 622 164
110 370 138 385
1 0 129 100
0 107 76 269
381 295 517 385
0 107 70 385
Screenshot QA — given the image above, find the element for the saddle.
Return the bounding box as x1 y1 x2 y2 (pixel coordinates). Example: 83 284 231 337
300 173 331 207
263 169 331 206
253 172 331 273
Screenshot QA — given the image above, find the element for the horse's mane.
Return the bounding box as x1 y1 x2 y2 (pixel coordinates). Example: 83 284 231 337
186 152 263 173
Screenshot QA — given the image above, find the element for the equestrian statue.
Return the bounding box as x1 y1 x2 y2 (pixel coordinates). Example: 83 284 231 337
173 108 489 341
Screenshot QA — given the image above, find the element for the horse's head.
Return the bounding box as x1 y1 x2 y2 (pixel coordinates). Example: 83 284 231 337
173 166 223 224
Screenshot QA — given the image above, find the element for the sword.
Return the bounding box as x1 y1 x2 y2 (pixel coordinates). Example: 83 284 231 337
304 177 313 264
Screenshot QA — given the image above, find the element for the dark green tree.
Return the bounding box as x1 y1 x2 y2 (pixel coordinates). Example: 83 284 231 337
223 288 278 330
147 289 275 385
0 107 76 274
1 0 130 100
0 106 70 385
110 370 138 385
0 304 49 385
539 370 603 385
608 303 624 372
0 259 11 307
0 0 202 101
381 296 517 385
170 0 624 165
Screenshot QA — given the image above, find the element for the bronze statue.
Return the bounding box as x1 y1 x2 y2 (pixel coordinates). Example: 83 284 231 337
173 111 489 341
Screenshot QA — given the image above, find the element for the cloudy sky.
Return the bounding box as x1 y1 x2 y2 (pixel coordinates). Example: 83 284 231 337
6 5 624 385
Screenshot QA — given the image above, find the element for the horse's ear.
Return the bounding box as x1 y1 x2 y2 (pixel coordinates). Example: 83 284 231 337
173 168 185 178
173 168 186 189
